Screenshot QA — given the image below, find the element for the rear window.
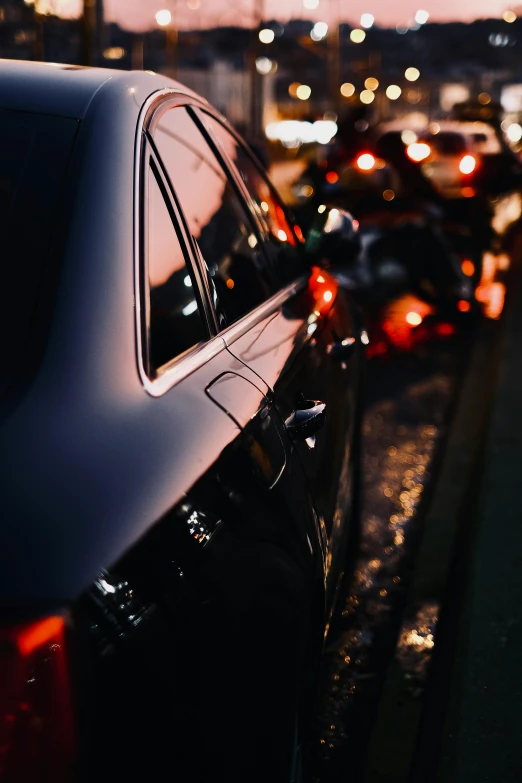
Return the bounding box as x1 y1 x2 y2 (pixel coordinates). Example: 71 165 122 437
429 132 468 155
0 110 78 390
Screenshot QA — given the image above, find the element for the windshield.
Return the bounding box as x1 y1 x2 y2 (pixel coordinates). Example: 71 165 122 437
0 110 78 392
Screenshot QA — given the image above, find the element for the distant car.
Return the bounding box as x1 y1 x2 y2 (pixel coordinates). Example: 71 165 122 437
0 61 365 782
397 122 499 198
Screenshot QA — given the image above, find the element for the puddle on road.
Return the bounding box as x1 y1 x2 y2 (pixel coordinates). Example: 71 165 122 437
312 359 458 782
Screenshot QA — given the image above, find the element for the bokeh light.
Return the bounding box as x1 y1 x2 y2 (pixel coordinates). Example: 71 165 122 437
340 82 356 97
155 9 171 26
350 28 366 43
405 67 420 81
296 84 312 100
386 84 402 99
360 89 375 104
259 28 275 43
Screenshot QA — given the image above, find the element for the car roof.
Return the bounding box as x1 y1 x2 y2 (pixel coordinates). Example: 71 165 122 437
0 59 202 119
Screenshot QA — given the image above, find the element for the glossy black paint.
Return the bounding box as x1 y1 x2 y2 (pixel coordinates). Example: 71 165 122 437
0 62 364 782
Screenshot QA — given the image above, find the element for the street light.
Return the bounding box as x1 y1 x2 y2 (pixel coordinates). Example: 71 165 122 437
303 0 320 7
259 28 275 43
386 84 401 99
310 21 328 41
156 7 177 77
350 28 366 43
255 56 275 74
155 8 171 25
503 9 517 22
360 13 374 29
405 67 420 81
415 9 429 25
296 84 312 100
365 76 379 90
340 82 355 97
360 89 375 104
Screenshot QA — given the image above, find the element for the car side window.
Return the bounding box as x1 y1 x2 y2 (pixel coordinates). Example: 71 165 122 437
198 111 302 285
152 106 275 327
146 161 207 374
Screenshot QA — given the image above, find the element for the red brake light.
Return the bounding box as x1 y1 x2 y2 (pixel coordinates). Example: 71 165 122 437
459 155 476 174
0 616 75 782
325 170 339 183
461 259 475 277
406 142 431 162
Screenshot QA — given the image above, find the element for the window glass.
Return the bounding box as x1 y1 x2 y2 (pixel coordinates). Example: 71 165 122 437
147 164 206 373
199 112 302 284
153 107 274 326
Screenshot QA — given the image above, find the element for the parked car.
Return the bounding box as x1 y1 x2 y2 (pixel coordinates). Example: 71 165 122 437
0 61 365 783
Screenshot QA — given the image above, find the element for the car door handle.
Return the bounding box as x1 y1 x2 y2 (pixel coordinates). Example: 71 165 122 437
327 336 357 360
285 397 326 441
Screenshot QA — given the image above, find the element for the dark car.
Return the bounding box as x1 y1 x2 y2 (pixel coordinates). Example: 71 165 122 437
0 61 364 783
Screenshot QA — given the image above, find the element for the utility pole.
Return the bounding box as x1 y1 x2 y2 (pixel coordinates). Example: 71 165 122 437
80 0 96 65
249 0 264 143
328 0 341 114
33 5 45 62
166 2 178 79
156 4 178 79
96 0 105 63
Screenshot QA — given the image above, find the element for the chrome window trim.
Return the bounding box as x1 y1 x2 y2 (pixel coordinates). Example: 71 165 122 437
134 88 308 398
220 277 307 348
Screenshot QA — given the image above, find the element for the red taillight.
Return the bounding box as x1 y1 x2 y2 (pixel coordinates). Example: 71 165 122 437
325 170 339 183
461 259 475 277
406 142 431 162
459 155 476 175
0 616 75 782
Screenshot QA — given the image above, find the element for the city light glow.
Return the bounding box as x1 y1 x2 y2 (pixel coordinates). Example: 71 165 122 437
360 13 375 28
103 46 126 59
265 119 338 147
401 129 417 144
386 84 402 99
507 123 522 142
350 28 366 43
296 83 312 100
357 153 376 170
407 142 431 161
365 77 379 90
303 0 320 8
259 28 275 43
360 89 375 103
405 67 420 81
155 9 171 26
310 21 328 40
503 9 517 22
255 56 274 74
340 82 355 97
459 155 476 174
415 9 430 24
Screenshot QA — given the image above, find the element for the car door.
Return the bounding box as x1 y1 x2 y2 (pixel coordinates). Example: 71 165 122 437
192 108 363 592
74 122 324 783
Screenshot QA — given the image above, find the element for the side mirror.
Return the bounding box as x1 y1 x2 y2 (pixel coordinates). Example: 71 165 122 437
305 206 361 268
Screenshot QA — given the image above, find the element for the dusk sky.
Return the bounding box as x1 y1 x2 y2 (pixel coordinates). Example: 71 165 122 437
54 0 509 31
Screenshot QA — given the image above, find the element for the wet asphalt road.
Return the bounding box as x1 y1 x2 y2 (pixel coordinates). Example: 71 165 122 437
310 331 472 783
